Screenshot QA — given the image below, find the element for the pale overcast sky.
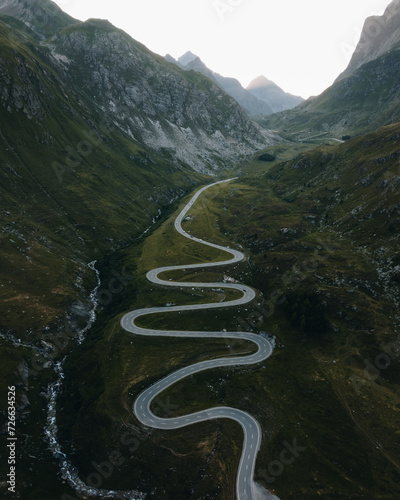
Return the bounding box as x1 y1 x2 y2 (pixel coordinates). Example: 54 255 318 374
53 0 391 98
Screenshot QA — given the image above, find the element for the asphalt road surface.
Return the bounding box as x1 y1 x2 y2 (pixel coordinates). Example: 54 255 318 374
121 179 274 500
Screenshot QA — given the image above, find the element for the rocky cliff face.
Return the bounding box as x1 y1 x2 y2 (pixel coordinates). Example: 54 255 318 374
0 0 76 38
47 21 275 173
336 0 400 81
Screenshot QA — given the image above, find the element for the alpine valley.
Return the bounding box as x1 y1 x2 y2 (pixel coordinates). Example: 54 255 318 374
0 1 399 500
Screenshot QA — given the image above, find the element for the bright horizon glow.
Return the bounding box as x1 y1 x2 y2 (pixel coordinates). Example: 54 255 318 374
53 0 392 99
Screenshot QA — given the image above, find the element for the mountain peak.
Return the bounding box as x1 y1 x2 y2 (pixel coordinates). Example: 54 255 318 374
247 75 276 90
0 0 77 38
246 75 304 113
165 53 178 64
178 51 199 66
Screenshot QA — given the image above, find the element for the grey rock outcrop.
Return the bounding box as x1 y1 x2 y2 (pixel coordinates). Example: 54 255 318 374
336 0 400 82
0 0 76 38
48 22 276 173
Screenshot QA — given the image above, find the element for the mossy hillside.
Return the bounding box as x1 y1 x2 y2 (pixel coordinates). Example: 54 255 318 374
257 123 400 247
243 143 317 176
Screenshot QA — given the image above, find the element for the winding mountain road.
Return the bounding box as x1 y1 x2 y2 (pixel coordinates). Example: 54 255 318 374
121 179 274 500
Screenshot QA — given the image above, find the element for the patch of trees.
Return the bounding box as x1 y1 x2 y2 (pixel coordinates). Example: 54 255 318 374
258 153 276 162
283 291 330 337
